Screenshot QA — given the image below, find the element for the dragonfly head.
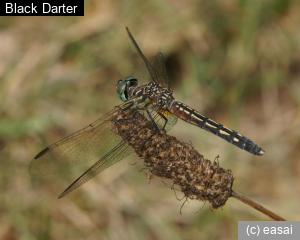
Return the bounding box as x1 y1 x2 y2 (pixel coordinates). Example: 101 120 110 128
116 76 138 101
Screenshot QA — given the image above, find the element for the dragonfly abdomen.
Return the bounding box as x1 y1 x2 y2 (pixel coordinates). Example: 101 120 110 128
169 101 264 156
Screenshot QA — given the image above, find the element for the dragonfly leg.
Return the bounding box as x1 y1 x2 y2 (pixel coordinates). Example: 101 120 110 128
117 100 142 121
146 109 160 132
157 111 168 131
115 108 136 123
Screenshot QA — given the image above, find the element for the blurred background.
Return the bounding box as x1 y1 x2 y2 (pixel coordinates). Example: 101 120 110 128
1 0 300 239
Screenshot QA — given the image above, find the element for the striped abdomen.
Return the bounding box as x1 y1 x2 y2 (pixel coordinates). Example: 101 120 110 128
168 101 264 156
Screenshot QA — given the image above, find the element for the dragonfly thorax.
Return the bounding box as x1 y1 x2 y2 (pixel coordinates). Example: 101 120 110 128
132 82 174 107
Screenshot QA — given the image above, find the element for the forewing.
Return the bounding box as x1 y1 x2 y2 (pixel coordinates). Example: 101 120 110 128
58 141 133 198
58 106 176 198
152 52 171 91
126 27 170 90
29 101 134 176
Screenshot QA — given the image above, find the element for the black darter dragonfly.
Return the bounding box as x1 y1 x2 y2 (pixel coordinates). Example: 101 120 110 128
29 27 264 198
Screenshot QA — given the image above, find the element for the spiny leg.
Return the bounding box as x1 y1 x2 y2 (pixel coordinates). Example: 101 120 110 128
117 97 147 121
157 111 168 131
146 109 160 132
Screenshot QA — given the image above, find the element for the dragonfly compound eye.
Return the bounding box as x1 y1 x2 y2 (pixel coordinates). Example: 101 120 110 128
124 76 138 88
116 80 128 101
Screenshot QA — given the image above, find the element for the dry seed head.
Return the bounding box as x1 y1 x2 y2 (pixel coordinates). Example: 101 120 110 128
111 108 235 210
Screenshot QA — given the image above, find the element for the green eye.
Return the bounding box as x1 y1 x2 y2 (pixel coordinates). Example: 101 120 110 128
116 76 138 102
116 80 128 101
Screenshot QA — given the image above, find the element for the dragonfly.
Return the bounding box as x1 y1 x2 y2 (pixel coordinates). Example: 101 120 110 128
29 27 264 198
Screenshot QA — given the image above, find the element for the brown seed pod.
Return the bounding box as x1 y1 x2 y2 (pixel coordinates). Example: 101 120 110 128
110 108 235 210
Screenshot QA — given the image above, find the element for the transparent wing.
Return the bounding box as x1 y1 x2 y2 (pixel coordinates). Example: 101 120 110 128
152 52 171 91
58 141 133 198
30 98 178 197
126 27 171 90
29 101 135 176
58 106 177 198
145 106 178 132
160 109 178 131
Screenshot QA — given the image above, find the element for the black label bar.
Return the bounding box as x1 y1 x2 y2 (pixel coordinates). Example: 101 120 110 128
1 1 84 16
